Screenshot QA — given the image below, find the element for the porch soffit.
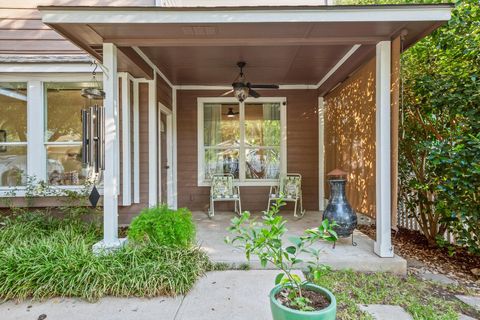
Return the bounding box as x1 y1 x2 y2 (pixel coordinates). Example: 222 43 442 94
39 5 452 91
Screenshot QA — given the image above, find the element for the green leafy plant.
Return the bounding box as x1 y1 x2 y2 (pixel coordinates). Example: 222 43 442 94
128 205 196 247
226 200 338 311
0 211 209 301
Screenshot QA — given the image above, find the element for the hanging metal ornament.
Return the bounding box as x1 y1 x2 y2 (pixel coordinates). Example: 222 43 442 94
81 61 105 100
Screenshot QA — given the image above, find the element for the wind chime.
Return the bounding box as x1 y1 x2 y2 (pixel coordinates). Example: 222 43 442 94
81 61 105 208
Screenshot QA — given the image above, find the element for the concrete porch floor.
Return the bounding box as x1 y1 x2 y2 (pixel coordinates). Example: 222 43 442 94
193 211 407 275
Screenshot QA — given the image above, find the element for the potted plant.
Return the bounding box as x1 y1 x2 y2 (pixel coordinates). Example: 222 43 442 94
226 200 338 320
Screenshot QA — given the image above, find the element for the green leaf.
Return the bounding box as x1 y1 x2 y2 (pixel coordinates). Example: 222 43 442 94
285 246 296 255
275 273 285 285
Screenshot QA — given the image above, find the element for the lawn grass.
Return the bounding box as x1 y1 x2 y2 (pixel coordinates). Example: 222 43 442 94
312 269 479 320
0 211 211 301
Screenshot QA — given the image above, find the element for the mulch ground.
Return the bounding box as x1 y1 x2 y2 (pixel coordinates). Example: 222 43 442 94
358 225 480 288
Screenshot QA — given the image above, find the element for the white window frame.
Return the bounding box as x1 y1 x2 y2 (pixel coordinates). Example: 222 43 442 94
197 96 287 187
0 73 101 197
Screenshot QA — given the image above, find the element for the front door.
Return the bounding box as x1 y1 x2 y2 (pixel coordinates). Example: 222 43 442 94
158 102 173 207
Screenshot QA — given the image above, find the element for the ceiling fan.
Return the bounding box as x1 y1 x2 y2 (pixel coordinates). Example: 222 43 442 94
223 61 279 102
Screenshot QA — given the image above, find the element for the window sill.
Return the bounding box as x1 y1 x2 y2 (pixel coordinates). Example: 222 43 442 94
0 185 104 197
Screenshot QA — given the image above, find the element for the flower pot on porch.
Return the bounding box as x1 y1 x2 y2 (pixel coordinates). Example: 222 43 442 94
269 283 337 320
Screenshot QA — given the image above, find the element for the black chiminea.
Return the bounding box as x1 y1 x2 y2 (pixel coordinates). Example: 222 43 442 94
322 169 357 246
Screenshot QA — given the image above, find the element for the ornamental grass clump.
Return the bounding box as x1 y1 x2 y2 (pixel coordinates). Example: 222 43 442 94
226 200 338 312
127 205 196 247
0 211 209 301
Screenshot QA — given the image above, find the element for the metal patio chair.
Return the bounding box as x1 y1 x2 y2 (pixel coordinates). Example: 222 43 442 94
208 173 241 218
267 173 305 218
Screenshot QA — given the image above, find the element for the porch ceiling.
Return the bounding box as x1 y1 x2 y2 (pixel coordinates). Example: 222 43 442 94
39 4 452 92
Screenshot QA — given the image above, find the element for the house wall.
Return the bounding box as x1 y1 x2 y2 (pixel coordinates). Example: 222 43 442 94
176 89 319 213
0 0 154 55
324 58 377 218
117 74 172 224
323 37 400 225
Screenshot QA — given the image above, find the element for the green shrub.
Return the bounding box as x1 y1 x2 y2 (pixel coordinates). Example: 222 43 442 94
0 212 209 301
127 205 196 247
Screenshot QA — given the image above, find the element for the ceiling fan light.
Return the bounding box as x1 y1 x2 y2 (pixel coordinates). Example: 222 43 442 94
234 86 249 102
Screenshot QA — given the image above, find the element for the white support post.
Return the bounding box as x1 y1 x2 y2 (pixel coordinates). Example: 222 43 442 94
93 43 126 253
27 80 46 181
318 96 325 211
171 86 178 209
133 80 140 204
374 41 394 258
120 73 132 206
148 75 158 207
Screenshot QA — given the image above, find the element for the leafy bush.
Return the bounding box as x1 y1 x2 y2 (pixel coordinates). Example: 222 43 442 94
0 212 209 301
128 205 196 247
339 0 480 254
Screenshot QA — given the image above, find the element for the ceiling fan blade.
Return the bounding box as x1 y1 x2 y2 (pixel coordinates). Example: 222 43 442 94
221 89 234 97
249 84 279 89
248 88 261 98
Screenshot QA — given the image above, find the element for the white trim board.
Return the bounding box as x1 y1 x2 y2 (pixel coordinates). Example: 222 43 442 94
41 6 452 24
0 63 93 73
120 73 132 206
132 46 174 89
132 80 141 204
148 75 158 207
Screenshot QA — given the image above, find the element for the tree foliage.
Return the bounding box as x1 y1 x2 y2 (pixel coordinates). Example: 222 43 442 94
340 0 480 253
399 0 480 253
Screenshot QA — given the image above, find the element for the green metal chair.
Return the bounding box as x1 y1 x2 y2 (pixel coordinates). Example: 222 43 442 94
267 173 305 218
208 173 241 218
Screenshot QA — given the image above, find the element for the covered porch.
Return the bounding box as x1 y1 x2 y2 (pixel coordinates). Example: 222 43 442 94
39 4 451 264
194 210 406 274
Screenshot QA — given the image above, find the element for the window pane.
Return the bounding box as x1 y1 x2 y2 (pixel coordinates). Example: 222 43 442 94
0 145 27 186
204 148 239 179
245 148 280 180
47 145 88 185
204 103 240 147
245 103 280 147
0 82 27 143
45 82 101 142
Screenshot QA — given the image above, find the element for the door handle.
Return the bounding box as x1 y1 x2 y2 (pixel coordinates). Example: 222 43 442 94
165 165 170 169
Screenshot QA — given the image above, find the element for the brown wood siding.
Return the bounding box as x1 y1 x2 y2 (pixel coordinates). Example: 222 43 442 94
176 89 319 213
0 0 154 55
323 39 400 225
157 75 172 110
118 82 150 224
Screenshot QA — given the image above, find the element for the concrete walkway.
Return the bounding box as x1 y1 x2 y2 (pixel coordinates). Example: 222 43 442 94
1 270 301 320
194 211 407 275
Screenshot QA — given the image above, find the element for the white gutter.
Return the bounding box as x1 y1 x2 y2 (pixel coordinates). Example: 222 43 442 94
41 6 452 24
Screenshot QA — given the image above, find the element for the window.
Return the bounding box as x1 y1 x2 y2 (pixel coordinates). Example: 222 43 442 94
198 97 286 186
44 82 98 186
0 82 27 186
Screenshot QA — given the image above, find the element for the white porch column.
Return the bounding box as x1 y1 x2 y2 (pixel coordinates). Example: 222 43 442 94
93 43 125 253
374 41 394 258
148 74 158 206
318 96 326 211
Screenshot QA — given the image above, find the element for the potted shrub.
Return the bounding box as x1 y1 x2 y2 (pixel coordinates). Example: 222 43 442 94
226 200 338 320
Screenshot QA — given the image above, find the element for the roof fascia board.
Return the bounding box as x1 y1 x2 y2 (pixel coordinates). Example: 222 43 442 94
40 7 452 24
0 63 92 73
